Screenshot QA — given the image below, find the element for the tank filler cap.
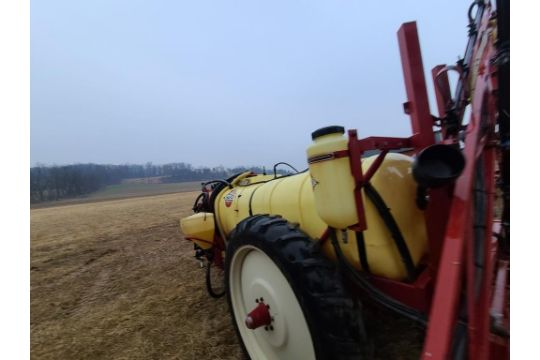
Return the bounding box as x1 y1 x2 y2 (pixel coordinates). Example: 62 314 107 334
311 125 345 140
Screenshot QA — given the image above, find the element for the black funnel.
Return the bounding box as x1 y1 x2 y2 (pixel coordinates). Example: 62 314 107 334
413 144 465 188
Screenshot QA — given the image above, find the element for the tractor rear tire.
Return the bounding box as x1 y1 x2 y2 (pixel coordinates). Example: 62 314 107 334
225 215 369 360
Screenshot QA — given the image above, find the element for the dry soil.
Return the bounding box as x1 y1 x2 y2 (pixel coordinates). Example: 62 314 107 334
31 191 422 360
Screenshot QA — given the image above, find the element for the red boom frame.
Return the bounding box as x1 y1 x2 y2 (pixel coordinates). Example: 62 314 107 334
343 1 509 358
197 1 509 358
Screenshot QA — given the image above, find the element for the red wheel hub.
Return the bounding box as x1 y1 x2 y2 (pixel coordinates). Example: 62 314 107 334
245 302 272 329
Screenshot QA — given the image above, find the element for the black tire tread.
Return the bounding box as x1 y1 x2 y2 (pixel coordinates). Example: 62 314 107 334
225 214 370 360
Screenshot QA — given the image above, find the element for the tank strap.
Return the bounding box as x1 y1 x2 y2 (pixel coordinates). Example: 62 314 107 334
248 185 262 216
364 182 417 282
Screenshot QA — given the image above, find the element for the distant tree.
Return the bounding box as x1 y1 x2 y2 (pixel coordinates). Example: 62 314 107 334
30 162 280 203
30 166 47 202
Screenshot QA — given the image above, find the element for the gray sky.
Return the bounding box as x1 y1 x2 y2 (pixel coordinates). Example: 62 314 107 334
31 0 470 170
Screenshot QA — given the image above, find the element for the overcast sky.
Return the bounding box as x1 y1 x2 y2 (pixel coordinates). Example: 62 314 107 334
31 0 471 169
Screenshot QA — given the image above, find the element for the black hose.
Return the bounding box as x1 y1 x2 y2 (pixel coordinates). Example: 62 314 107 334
205 172 248 212
203 179 232 189
356 232 371 274
451 0 485 128
364 183 417 281
273 162 299 178
329 229 428 326
192 192 209 212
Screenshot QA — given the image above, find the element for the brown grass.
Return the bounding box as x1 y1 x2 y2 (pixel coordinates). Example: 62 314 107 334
31 192 422 359
31 192 242 360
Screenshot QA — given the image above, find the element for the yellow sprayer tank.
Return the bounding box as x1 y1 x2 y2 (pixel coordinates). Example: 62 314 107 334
181 126 428 281
211 165 426 280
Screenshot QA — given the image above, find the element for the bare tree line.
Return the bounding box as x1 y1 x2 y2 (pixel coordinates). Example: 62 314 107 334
30 162 270 203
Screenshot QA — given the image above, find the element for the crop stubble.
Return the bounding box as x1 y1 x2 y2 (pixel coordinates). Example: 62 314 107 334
31 192 422 359
31 192 242 360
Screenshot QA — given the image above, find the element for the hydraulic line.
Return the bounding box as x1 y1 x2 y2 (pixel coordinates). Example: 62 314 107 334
364 182 417 281
272 162 299 178
355 231 371 274
329 229 427 326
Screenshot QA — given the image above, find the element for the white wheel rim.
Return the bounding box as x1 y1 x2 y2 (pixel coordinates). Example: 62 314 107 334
229 245 316 360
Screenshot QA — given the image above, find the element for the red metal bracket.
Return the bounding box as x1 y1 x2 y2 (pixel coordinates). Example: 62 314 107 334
345 132 412 232
421 3 506 358
369 267 433 312
356 136 412 151
347 129 367 231
398 22 435 150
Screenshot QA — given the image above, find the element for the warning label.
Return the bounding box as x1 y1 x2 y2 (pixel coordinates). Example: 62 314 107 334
224 189 237 207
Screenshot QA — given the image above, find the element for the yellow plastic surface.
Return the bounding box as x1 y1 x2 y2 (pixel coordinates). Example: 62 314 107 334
210 153 428 281
180 212 215 250
306 132 357 228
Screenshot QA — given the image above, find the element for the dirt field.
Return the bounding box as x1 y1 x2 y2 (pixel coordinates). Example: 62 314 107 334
31 191 422 359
